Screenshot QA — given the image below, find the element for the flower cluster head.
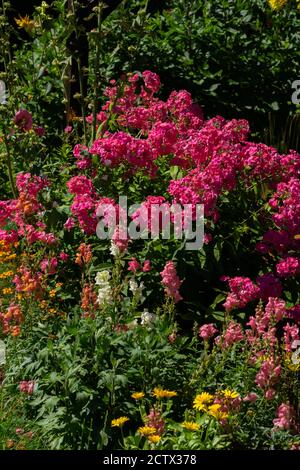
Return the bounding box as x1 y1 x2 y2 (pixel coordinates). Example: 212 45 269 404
222 277 260 311
160 261 182 303
276 257 300 278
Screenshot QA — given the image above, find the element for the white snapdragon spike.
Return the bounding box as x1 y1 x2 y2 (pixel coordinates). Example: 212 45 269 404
95 270 112 306
141 309 156 327
97 285 112 306
95 270 111 286
110 241 120 257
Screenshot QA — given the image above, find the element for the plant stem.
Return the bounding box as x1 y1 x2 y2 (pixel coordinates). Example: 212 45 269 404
70 0 87 144
3 130 16 198
91 2 103 143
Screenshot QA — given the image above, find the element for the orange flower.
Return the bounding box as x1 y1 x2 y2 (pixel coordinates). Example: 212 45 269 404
11 326 21 337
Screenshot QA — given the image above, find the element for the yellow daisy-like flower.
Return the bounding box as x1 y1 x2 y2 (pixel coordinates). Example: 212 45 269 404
207 404 228 421
15 15 36 31
48 308 57 314
111 416 129 428
152 387 177 399
181 421 200 431
2 287 13 295
49 289 56 298
131 392 145 400
221 389 239 400
0 270 14 279
138 426 156 436
148 434 161 443
267 0 286 10
193 392 214 411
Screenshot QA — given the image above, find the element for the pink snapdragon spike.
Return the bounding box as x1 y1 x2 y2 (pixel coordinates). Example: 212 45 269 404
199 323 218 341
255 359 281 391
215 320 244 349
160 261 182 303
273 403 296 431
146 407 165 435
14 109 33 131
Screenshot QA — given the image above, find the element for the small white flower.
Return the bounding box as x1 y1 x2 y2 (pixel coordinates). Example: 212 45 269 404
141 309 156 328
129 279 145 296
